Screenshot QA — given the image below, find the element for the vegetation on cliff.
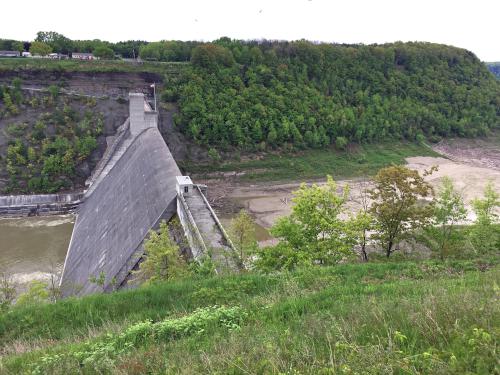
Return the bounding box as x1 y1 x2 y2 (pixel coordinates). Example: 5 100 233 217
0 81 104 193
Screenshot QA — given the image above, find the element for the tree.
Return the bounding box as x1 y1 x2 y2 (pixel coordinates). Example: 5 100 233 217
228 210 257 265
135 220 189 284
35 31 72 54
93 45 114 60
139 42 162 61
259 176 356 270
425 177 467 259
29 41 52 56
0 273 16 312
469 182 500 253
370 165 435 257
16 280 49 306
191 44 235 69
351 180 373 261
12 41 24 53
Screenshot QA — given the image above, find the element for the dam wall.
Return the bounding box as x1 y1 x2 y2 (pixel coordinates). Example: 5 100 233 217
60 94 181 296
60 92 239 297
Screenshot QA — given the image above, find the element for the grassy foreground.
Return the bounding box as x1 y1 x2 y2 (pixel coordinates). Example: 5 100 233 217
184 142 440 182
0 257 498 374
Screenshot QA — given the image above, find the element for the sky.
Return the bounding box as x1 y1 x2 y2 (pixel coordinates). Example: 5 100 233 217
1 0 498 61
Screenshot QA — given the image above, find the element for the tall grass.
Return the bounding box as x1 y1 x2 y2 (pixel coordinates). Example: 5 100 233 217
1 257 498 373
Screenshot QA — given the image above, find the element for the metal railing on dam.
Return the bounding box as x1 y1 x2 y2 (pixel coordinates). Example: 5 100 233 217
60 93 238 297
176 177 240 273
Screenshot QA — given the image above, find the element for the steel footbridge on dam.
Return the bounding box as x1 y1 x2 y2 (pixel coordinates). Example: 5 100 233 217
60 93 238 296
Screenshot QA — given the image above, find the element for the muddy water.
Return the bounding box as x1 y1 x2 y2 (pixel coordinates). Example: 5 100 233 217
0 216 74 283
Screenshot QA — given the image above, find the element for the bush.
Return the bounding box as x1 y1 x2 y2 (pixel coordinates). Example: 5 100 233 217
48 85 60 99
335 136 348 151
207 147 222 164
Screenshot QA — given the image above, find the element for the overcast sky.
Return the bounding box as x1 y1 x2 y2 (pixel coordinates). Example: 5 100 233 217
1 0 498 61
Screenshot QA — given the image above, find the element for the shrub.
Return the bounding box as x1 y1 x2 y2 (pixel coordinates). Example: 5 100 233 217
207 147 222 164
6 122 27 137
27 306 247 372
48 85 60 99
16 281 49 307
335 136 348 151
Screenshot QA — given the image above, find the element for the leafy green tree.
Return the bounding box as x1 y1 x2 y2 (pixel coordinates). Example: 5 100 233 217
139 42 162 61
16 280 49 306
12 41 24 53
258 176 356 271
351 180 373 261
35 31 72 54
2 92 18 115
228 210 258 265
135 221 189 284
424 177 467 259
93 45 114 59
75 136 98 160
48 85 60 99
370 165 435 257
207 147 221 164
469 182 500 253
29 41 52 56
191 44 235 69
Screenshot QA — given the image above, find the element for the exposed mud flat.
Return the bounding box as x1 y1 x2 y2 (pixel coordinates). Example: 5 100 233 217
205 138 500 233
433 135 500 171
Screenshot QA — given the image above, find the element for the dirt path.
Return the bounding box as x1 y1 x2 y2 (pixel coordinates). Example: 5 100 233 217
203 138 500 229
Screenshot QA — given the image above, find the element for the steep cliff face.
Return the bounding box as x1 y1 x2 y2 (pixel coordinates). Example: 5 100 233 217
0 70 161 98
0 71 161 194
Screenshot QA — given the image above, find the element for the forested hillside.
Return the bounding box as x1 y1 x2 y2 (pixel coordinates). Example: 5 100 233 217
167 40 500 151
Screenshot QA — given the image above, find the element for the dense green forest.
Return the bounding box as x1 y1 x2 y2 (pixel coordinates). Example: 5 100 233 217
167 40 500 151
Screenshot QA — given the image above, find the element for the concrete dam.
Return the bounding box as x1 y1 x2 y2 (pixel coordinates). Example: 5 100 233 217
59 93 237 296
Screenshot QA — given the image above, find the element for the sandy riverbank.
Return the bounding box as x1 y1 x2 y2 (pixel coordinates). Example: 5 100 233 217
205 138 500 230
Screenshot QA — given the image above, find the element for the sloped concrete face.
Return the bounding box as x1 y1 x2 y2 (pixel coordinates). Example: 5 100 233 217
61 127 180 296
60 94 181 296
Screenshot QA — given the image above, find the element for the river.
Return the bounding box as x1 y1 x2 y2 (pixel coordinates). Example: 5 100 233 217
0 215 74 283
0 210 270 286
